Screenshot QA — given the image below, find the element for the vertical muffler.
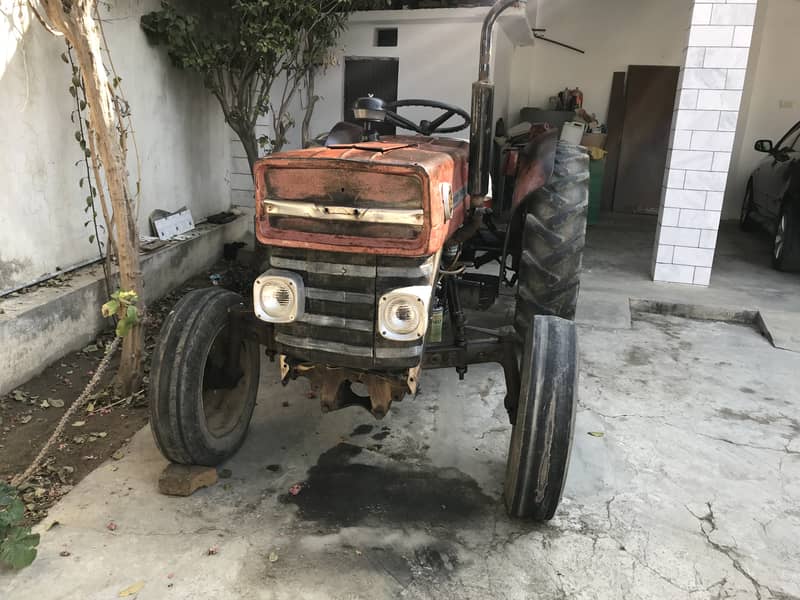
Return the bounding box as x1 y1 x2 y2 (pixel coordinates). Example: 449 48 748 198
469 0 526 197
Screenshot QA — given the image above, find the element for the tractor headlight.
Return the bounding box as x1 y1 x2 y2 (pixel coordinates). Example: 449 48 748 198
253 270 304 323
378 286 432 341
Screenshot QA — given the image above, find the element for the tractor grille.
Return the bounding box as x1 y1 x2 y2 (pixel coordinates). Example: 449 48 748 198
268 247 435 370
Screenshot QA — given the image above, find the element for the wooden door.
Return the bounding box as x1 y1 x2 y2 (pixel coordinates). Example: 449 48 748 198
614 65 680 214
344 57 399 137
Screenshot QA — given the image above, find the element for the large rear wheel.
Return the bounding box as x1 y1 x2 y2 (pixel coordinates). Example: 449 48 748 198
505 315 578 521
514 141 589 339
149 287 260 466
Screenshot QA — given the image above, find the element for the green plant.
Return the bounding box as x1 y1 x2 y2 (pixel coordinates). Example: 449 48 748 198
141 0 353 174
102 290 140 338
0 483 39 569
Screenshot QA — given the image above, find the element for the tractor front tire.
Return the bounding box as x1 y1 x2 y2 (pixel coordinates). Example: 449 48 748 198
514 141 589 338
505 315 578 521
149 287 260 466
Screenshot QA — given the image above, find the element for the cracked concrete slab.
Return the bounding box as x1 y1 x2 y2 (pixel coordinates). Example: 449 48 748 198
2 312 799 599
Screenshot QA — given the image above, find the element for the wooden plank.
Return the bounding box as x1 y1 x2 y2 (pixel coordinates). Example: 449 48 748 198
614 65 680 214
601 71 626 212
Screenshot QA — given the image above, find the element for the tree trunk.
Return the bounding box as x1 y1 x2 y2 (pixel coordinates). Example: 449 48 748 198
37 0 145 394
239 129 260 181
301 70 318 149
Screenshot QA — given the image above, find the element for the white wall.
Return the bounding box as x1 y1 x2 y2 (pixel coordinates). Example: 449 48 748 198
0 0 231 292
724 0 800 220
516 0 693 124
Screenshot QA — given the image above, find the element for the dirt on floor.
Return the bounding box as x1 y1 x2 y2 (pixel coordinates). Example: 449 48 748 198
0 257 252 524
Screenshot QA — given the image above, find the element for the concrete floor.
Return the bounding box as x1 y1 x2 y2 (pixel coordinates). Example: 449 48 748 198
578 216 800 353
2 216 799 599
2 310 799 599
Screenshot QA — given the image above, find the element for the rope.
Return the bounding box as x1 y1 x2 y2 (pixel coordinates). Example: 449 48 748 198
11 337 121 489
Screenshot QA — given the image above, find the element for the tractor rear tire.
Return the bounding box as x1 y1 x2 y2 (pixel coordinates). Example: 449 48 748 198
505 315 578 521
149 287 260 466
514 141 589 338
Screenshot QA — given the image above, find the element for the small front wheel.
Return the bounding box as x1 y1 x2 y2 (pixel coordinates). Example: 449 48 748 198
149 287 261 466
505 315 578 521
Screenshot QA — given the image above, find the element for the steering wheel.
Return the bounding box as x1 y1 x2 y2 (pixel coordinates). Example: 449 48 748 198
384 99 471 136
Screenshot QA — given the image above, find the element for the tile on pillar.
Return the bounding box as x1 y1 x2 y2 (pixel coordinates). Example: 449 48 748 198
693 267 713 286
654 263 696 285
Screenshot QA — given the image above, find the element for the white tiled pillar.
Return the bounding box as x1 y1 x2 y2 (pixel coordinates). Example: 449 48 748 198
652 0 758 286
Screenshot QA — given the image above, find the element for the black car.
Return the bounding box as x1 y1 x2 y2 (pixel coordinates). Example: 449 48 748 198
741 120 800 271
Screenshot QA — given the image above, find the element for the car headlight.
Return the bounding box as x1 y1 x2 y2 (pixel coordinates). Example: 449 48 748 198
253 270 304 323
379 285 432 341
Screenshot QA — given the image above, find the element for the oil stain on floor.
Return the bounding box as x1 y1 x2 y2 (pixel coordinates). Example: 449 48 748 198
282 443 493 528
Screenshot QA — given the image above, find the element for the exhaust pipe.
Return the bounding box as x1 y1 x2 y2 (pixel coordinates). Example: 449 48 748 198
469 0 525 197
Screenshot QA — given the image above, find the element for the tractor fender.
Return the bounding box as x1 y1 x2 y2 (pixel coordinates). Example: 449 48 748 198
511 127 559 211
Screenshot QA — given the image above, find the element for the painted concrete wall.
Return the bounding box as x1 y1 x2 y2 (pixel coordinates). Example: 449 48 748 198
0 0 231 292
724 0 800 220
230 7 527 208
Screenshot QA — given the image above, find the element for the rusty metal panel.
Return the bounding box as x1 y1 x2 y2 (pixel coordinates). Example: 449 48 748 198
254 136 470 257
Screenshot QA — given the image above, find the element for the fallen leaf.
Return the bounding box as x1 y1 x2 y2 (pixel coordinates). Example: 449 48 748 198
59 550 71 557
289 483 303 496
355 549 363 556
72 420 86 427
112 450 124 460
96 431 108 438
587 431 605 438
86 402 95 413
40 399 50 409
49 398 65 408
207 545 219 556
106 521 117 531
19 415 32 424
118 581 144 597
268 551 279 563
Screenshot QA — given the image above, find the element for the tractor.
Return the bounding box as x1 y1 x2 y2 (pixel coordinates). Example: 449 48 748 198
149 0 589 521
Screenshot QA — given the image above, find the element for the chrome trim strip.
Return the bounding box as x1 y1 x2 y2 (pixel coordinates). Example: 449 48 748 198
375 345 424 359
270 256 375 278
306 287 373 304
300 313 373 332
265 199 424 225
275 333 372 358
377 255 436 280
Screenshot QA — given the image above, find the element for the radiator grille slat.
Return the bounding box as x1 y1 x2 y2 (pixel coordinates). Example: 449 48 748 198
268 247 430 368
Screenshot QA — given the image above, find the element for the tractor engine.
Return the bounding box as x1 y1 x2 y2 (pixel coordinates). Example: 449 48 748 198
252 137 472 417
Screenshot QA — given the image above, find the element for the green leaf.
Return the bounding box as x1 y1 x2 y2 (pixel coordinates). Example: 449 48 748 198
101 299 120 318
116 318 131 338
0 527 40 569
89 235 96 244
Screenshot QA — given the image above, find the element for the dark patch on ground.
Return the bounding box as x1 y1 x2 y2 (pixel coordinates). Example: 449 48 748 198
624 346 652 366
740 387 756 394
716 407 773 426
350 424 374 437
266 464 281 472
282 443 492 527
363 543 459 587
371 430 390 441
